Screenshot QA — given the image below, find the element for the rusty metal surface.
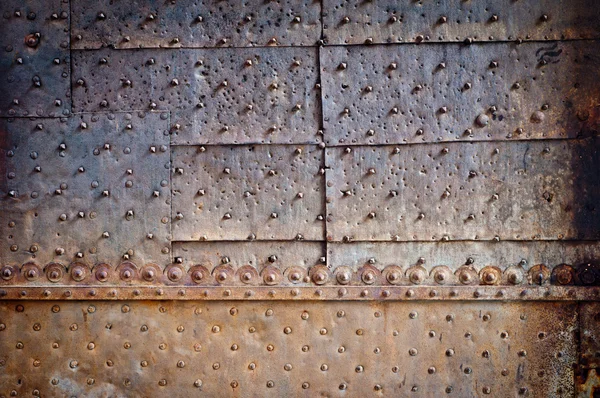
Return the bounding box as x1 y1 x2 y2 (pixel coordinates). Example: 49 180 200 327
71 0 322 49
72 47 322 145
321 41 600 146
0 113 171 267
322 0 600 45
0 0 71 117
325 139 600 242
581 302 600 369
172 145 324 241
0 300 579 396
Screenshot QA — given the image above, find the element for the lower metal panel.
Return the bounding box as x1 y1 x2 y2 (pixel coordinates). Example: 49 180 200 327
0 300 578 397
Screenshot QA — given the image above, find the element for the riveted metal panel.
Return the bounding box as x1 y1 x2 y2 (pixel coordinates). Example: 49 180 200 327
320 42 600 146
0 0 71 117
71 0 321 49
322 0 600 45
72 47 321 145
0 300 578 397
325 139 600 242
172 144 324 241
327 241 600 287
0 112 171 268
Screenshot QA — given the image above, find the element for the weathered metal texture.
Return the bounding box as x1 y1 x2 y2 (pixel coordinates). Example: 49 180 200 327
172 145 324 241
322 0 600 45
0 300 579 396
320 41 600 146
0 0 71 117
0 112 171 268
72 47 322 145
327 241 600 286
71 0 321 49
325 139 600 242
580 302 600 369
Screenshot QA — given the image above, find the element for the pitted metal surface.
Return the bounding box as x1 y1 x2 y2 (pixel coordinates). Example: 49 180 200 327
580 302 600 369
320 41 600 146
72 47 322 145
0 301 578 397
322 0 600 45
0 113 171 267
0 0 71 118
172 145 324 241
325 139 600 242
71 0 322 49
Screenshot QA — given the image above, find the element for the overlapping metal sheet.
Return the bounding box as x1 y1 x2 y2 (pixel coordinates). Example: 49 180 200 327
320 41 600 146
71 0 322 49
323 0 600 45
0 0 71 117
325 139 600 242
0 113 171 267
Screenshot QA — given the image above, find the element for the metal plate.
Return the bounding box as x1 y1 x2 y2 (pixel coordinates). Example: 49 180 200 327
0 300 578 397
0 0 70 117
72 47 321 145
172 145 324 241
71 0 321 49
0 112 171 268
320 42 600 145
322 0 600 45
580 302 600 369
325 139 600 242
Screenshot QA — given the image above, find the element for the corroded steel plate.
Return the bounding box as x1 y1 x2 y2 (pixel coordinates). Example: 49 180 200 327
0 112 171 267
71 0 321 49
325 139 600 242
172 145 324 241
580 302 600 369
72 47 321 145
323 0 600 45
0 0 70 117
320 41 600 145
0 300 578 397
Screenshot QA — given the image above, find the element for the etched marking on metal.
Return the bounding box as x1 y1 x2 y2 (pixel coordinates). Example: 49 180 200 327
325 139 600 242
322 0 600 45
71 0 321 49
320 42 600 145
580 302 600 369
0 301 578 396
0 0 71 117
72 47 321 144
0 112 171 267
172 145 324 241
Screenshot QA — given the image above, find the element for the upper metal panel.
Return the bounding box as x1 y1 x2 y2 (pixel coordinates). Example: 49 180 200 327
71 0 321 49
72 47 321 145
0 300 578 397
0 112 171 267
325 139 600 242
320 41 600 145
0 0 70 117
322 0 600 45
172 145 324 241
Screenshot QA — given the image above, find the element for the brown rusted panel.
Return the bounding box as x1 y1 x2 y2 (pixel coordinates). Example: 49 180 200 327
325 139 600 242
71 0 321 49
323 0 600 45
172 145 324 241
0 0 71 117
581 302 600 369
72 47 322 145
327 241 600 286
0 112 171 268
320 41 600 146
0 300 578 396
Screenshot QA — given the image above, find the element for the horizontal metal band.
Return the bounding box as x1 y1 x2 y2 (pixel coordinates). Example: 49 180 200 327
0 285 599 301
